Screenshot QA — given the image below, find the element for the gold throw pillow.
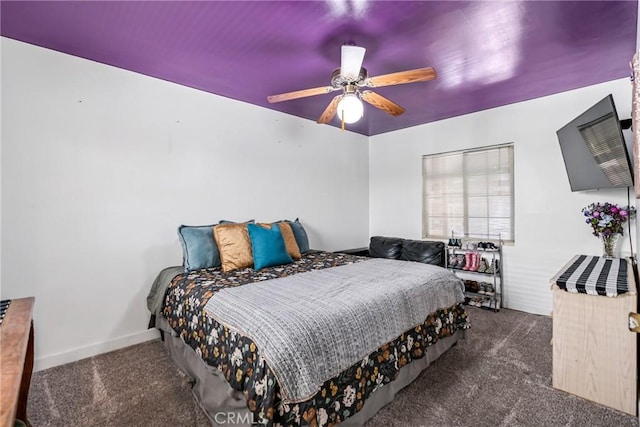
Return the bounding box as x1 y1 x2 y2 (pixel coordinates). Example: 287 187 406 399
214 223 253 272
276 222 302 260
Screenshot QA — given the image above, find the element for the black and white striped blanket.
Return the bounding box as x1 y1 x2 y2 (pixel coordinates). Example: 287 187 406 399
555 255 628 297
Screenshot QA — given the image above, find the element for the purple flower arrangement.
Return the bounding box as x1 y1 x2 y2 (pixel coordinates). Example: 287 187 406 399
581 202 636 237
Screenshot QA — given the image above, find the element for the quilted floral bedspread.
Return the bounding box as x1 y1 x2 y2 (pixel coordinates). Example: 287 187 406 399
162 251 469 426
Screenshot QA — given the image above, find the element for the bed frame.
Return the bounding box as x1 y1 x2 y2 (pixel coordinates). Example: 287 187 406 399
156 315 464 426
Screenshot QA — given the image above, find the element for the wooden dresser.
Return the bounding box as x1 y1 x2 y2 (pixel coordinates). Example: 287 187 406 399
0 297 35 427
551 259 637 416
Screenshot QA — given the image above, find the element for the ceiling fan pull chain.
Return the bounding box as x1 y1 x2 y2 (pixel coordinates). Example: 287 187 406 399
341 110 345 131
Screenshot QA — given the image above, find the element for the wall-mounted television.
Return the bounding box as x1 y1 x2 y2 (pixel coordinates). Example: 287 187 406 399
556 94 634 192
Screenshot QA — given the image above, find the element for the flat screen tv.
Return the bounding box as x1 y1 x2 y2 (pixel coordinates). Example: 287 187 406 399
556 94 634 192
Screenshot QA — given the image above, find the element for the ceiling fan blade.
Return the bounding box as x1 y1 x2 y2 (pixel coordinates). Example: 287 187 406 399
341 45 366 80
365 67 436 88
361 90 405 116
317 95 342 124
267 86 335 103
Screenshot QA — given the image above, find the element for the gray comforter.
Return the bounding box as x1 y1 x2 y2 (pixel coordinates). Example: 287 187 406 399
203 257 465 403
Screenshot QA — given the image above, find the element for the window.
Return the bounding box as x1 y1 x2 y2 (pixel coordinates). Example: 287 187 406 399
422 144 514 242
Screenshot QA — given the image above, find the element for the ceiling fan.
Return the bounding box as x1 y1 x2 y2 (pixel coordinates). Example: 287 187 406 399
267 45 436 129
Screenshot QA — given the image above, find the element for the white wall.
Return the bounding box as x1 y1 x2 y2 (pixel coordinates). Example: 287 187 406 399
369 79 635 315
2 35 636 369
1 38 370 370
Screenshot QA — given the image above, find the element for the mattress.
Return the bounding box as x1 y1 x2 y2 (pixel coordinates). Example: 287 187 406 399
156 251 469 426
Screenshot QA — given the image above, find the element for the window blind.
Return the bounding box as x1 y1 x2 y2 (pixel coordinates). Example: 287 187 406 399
422 144 514 242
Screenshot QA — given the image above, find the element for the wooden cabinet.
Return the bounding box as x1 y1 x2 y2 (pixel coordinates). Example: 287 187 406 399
551 260 636 416
0 297 35 427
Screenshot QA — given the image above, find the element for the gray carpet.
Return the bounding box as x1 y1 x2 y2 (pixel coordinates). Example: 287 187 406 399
27 307 639 426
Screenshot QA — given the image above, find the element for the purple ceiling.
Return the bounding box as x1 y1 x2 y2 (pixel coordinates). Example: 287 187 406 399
1 1 637 136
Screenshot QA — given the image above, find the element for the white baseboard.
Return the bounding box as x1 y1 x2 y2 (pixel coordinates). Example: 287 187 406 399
503 300 552 317
34 328 160 372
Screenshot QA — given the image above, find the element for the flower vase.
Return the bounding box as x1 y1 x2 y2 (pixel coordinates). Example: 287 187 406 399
600 233 621 258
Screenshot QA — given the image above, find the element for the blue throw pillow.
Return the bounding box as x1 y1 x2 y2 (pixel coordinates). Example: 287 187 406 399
219 219 255 225
247 223 293 270
178 225 220 272
286 218 310 253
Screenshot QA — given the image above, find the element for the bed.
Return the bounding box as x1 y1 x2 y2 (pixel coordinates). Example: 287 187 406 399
148 241 469 426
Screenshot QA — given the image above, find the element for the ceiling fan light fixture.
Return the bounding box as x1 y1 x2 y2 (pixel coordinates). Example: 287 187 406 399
341 45 366 80
336 93 364 124
267 44 436 127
